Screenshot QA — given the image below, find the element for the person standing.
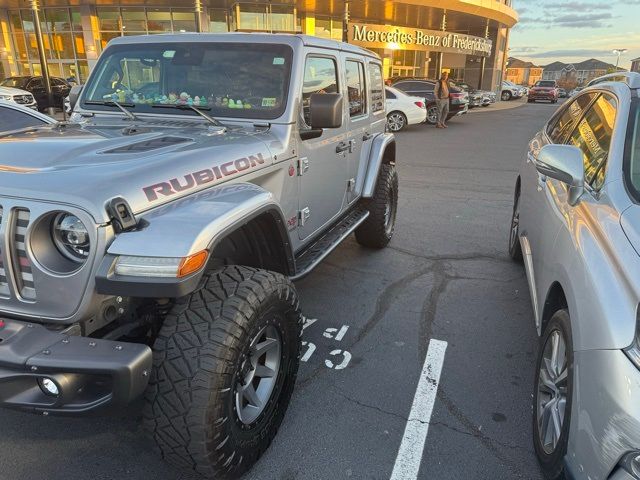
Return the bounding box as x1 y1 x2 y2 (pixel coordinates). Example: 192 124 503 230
433 71 450 129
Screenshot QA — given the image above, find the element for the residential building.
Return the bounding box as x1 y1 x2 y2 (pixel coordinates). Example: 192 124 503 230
542 58 625 87
505 57 542 86
632 57 640 74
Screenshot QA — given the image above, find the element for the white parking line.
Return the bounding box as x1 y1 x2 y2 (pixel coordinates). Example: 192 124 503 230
390 339 448 480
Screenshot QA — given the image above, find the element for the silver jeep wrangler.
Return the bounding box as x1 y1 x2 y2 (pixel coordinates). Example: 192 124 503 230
0 33 397 478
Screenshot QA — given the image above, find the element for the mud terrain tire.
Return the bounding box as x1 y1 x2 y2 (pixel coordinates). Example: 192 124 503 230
144 266 302 479
355 163 398 248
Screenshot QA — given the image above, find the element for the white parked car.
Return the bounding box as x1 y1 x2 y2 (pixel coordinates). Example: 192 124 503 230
385 86 427 131
0 85 38 110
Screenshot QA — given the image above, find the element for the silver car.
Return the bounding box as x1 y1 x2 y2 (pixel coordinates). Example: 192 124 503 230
509 72 640 479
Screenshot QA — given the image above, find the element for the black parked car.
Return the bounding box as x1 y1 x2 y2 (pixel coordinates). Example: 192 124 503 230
0 76 71 111
391 78 469 124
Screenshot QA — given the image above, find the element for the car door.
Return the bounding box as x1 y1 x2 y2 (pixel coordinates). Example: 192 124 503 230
342 56 372 205
27 78 46 108
297 53 349 241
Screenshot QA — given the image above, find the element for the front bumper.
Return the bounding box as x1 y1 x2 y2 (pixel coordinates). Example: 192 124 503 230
567 349 640 479
0 319 152 414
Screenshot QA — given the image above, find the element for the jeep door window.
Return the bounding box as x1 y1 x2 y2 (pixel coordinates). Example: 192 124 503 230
546 92 597 143
368 63 384 113
82 42 292 120
566 93 617 192
345 60 366 117
301 56 338 126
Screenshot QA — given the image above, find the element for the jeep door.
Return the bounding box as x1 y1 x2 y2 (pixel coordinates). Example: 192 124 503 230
341 57 386 205
297 53 349 240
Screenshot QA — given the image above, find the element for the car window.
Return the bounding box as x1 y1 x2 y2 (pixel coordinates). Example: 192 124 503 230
566 93 617 191
385 88 397 100
535 81 556 88
368 63 384 113
0 77 27 89
0 107 46 131
302 56 338 126
51 78 65 86
547 92 597 144
395 81 432 92
626 99 640 197
345 60 366 118
28 78 44 89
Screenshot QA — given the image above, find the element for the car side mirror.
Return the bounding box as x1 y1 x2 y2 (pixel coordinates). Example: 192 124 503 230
536 144 585 206
309 93 343 129
68 84 83 111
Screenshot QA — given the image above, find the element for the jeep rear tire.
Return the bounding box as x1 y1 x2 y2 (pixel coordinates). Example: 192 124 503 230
144 266 302 479
355 163 398 248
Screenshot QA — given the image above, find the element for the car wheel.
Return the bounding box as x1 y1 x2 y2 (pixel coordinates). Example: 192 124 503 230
502 91 512 101
144 266 302 479
508 185 523 262
533 309 573 480
426 105 439 125
387 111 407 132
356 163 398 248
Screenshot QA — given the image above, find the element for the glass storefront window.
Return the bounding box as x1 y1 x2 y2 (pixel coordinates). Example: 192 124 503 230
45 9 71 33
121 8 147 33
71 9 83 31
147 9 172 33
10 12 23 32
100 32 121 51
209 9 228 32
314 17 341 40
74 33 86 59
172 11 196 32
51 33 75 60
270 5 295 32
21 11 35 33
97 8 121 32
237 4 268 31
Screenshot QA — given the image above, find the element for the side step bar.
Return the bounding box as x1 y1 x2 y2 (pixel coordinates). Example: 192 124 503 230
291 207 369 281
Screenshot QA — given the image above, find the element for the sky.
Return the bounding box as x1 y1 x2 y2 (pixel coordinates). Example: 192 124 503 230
510 0 640 69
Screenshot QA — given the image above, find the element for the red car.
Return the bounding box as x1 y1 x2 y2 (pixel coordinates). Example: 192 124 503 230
527 80 558 103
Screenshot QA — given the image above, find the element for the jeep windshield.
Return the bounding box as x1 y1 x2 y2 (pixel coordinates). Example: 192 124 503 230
82 42 293 120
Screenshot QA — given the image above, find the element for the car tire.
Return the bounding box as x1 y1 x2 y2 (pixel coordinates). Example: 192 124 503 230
356 163 398 249
533 309 574 480
508 185 523 262
502 91 512 101
144 266 302 479
387 111 407 132
426 105 439 125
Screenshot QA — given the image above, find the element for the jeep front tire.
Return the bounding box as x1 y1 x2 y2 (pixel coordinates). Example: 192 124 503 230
144 266 302 479
355 163 398 248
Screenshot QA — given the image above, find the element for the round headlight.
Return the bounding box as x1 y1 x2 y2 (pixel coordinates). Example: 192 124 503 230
52 213 90 263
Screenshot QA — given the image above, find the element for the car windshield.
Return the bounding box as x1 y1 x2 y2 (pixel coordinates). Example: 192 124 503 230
535 81 556 88
0 77 27 89
626 98 640 201
82 42 293 120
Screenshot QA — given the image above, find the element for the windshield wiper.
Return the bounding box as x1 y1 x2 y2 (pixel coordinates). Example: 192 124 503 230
152 104 225 128
85 100 140 121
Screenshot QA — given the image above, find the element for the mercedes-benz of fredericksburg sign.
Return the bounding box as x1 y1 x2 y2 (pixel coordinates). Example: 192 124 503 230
349 23 493 57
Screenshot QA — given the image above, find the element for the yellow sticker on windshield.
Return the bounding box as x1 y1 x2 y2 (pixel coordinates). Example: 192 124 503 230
262 98 276 107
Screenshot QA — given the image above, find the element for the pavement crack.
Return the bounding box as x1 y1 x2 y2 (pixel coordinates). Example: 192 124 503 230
332 389 409 422
428 420 531 452
388 246 511 264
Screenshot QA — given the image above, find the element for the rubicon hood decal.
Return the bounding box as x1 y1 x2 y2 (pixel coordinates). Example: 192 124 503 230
143 153 267 202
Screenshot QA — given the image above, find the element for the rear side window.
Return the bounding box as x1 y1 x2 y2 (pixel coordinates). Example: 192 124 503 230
368 63 384 112
547 93 597 144
395 81 432 92
28 78 44 89
385 88 396 100
302 56 338 126
345 60 366 117
566 93 617 191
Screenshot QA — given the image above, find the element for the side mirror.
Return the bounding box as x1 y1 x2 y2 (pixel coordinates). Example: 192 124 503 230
68 84 83 111
309 93 343 129
536 144 585 205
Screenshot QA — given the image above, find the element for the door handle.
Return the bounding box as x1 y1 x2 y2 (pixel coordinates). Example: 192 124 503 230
336 141 353 154
336 141 349 154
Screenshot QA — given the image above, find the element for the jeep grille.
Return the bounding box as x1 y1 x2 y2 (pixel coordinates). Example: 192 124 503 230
0 207 35 300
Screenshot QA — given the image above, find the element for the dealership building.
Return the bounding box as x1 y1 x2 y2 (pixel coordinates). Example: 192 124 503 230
0 0 517 90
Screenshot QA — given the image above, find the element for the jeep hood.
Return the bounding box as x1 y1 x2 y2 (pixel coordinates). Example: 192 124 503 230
0 121 279 223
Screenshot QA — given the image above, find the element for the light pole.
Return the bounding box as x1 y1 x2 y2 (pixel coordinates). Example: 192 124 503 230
30 0 55 116
613 48 628 69
342 0 349 43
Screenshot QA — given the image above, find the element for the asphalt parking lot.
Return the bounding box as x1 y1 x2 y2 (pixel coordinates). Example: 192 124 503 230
0 100 562 480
